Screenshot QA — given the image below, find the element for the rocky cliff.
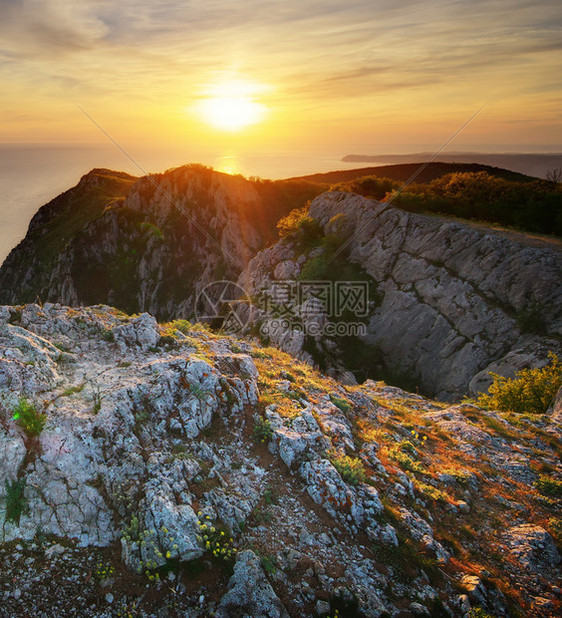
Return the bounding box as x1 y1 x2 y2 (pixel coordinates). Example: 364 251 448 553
1 167 561 401
0 303 561 616
0 166 322 319
240 192 562 400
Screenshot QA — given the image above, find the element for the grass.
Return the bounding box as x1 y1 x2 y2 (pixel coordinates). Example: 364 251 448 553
4 479 27 526
387 444 425 474
468 609 495 618
479 414 517 440
372 532 441 585
12 397 46 437
414 480 450 504
535 475 562 497
330 395 352 414
329 451 367 486
252 416 273 443
62 383 85 396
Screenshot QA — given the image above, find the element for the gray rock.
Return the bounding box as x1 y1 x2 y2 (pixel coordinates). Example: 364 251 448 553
216 550 289 618
114 313 160 352
241 191 562 399
504 524 561 573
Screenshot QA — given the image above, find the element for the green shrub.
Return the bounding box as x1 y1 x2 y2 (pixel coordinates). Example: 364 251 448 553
388 445 425 474
5 479 27 526
516 302 547 335
12 398 46 437
277 207 307 236
169 319 192 334
101 328 115 342
252 416 273 443
329 452 367 486
535 475 562 497
93 562 115 582
276 205 322 242
468 609 495 618
260 554 277 574
548 517 562 542
330 395 352 414
478 353 561 414
298 253 328 280
196 515 236 564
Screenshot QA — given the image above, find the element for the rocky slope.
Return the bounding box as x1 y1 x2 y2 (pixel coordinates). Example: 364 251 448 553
1 303 561 617
0 166 322 319
240 191 562 400
1 166 560 401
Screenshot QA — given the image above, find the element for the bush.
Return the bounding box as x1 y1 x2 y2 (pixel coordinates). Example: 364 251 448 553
298 253 329 280
516 302 547 335
329 452 367 486
548 517 562 541
252 416 273 443
535 475 562 497
330 395 352 414
5 479 27 526
197 515 236 564
478 353 561 414
169 319 192 334
12 398 46 437
468 609 494 618
277 205 321 241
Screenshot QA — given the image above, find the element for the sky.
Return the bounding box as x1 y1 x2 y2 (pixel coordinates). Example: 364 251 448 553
1 0 562 159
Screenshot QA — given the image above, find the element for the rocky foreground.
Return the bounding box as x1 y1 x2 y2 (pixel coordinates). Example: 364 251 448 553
0 304 561 617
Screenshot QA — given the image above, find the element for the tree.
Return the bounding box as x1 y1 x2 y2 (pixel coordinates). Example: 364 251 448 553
546 168 562 183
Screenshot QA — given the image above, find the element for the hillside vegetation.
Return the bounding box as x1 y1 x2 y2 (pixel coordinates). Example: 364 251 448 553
332 171 562 237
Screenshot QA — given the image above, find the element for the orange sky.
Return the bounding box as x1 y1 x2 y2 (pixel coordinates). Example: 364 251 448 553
1 0 561 156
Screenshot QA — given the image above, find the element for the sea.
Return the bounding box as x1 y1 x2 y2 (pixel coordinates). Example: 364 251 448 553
0 143 366 265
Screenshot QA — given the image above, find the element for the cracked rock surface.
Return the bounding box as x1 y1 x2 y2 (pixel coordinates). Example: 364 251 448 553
0 303 560 617
240 191 562 400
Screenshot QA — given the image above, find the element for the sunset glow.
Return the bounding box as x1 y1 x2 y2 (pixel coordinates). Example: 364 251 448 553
0 1 560 163
196 79 268 131
200 97 266 131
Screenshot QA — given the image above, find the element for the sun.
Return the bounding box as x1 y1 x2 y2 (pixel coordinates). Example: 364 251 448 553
202 97 265 131
196 77 268 132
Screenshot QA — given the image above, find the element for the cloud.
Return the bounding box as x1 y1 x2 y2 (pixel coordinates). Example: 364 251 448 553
1 0 561 144
0 0 108 56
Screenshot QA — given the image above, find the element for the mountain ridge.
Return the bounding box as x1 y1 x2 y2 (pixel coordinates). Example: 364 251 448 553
0 163 560 400
340 153 562 180
289 161 537 184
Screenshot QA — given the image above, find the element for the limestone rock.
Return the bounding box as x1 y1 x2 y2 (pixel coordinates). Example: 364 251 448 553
216 550 289 618
505 524 561 573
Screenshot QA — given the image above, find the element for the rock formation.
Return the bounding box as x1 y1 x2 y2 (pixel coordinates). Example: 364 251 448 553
240 191 562 399
0 303 560 616
0 166 321 319
1 167 560 400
